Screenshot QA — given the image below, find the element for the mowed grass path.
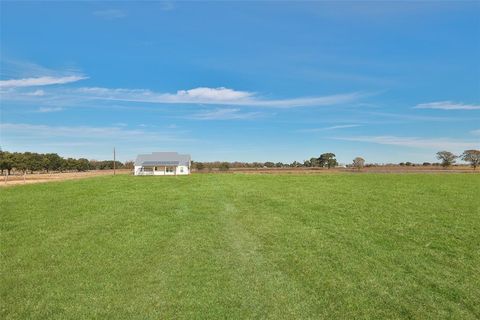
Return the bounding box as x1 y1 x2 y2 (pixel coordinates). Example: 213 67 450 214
1 174 479 319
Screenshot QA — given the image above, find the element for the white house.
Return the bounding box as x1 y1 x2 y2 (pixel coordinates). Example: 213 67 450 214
134 152 191 176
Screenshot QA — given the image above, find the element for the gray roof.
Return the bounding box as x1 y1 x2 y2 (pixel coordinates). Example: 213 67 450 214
135 152 191 166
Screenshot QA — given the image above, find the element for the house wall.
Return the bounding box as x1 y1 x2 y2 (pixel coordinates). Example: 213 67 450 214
134 165 190 176
175 165 189 175
134 166 144 175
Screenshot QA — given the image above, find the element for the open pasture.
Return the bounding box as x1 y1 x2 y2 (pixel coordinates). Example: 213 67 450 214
1 174 479 319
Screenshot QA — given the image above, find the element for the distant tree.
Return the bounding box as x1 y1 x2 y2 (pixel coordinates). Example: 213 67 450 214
303 159 311 167
124 160 135 169
65 158 79 171
0 151 13 175
264 162 275 168
113 161 124 169
309 157 319 167
275 162 283 168
12 153 28 173
318 153 338 169
77 158 90 172
461 149 480 170
352 157 365 170
21 152 40 173
436 151 457 168
45 153 63 172
195 162 205 171
422 162 431 166
290 161 301 167
219 162 230 171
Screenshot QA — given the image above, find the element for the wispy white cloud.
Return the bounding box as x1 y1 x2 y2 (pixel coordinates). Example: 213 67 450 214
1 58 82 79
299 124 361 132
179 87 253 101
27 89 45 96
37 107 63 113
0 75 86 88
471 129 480 136
334 135 479 149
414 101 480 110
72 86 364 108
191 108 263 120
366 112 468 122
93 9 126 20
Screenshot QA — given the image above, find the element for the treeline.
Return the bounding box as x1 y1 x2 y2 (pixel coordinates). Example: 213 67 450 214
193 153 340 170
0 150 134 175
193 150 480 171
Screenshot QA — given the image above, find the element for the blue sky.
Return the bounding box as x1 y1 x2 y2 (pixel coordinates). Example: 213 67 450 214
0 1 479 163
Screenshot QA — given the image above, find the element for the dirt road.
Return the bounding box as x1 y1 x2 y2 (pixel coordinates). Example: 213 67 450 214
1 170 131 187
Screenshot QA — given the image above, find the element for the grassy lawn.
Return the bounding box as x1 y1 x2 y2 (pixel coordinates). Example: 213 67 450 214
1 173 479 319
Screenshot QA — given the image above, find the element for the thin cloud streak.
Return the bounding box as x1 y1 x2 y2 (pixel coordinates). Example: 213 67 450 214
0 75 87 88
36 107 64 113
2 84 366 109
190 108 264 120
414 101 480 110
69 86 365 108
299 124 361 132
366 112 469 122
93 9 126 20
334 135 479 149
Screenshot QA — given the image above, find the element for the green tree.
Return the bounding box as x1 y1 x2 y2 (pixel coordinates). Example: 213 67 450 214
461 149 480 170
0 150 14 175
318 153 338 169
45 153 63 172
195 162 205 171
28 153 44 173
219 162 230 171
436 151 457 168
77 158 90 171
12 153 28 173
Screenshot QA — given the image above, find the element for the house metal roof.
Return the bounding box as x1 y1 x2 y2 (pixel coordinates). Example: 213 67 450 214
135 152 191 166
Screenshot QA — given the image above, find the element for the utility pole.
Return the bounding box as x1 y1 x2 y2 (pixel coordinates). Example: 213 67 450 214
113 147 116 175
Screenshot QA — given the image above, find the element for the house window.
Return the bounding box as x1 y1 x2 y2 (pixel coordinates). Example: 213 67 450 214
180 167 184 173
166 167 174 173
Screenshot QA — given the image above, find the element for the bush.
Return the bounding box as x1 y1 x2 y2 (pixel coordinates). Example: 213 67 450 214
219 162 230 171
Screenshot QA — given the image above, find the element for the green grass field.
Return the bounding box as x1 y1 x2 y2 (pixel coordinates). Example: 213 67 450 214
1 174 479 319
